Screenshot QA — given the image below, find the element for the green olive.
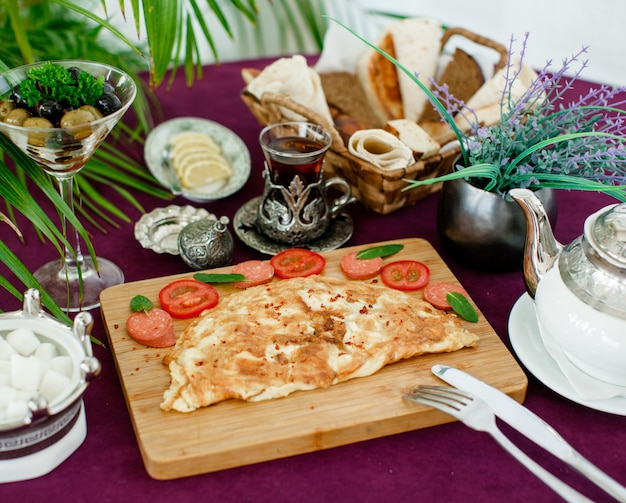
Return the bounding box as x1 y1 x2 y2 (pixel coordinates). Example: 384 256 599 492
22 117 54 147
4 108 32 126
79 105 103 120
60 109 97 139
0 100 16 120
60 109 97 128
23 117 54 129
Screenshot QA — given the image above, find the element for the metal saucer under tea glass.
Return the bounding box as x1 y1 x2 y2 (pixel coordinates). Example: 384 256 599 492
234 196 353 255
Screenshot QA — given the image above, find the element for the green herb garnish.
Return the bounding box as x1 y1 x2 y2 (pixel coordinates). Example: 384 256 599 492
356 244 404 260
446 292 478 323
19 62 104 108
130 295 153 314
194 273 246 283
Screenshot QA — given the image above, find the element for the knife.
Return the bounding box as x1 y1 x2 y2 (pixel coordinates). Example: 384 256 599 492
432 364 626 502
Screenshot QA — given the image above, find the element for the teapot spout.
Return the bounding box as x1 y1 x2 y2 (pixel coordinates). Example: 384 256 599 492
509 188 562 297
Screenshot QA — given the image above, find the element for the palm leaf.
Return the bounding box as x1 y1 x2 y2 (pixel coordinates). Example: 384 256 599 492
0 240 71 322
4 0 35 63
143 0 180 87
50 0 145 61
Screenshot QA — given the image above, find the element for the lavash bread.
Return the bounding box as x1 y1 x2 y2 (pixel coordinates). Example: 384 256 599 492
246 54 333 123
384 119 440 160
356 18 442 124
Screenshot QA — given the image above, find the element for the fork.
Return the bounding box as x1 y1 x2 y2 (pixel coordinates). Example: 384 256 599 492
405 386 594 503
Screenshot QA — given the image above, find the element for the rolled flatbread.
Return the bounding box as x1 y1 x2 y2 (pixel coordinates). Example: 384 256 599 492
348 129 414 170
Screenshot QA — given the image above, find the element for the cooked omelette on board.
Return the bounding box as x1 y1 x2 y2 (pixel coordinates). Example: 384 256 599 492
161 275 479 412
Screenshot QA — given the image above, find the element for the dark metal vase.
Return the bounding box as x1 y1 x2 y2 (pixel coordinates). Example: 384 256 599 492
437 176 558 272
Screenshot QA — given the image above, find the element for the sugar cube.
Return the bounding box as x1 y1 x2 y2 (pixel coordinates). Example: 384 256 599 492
7 328 40 356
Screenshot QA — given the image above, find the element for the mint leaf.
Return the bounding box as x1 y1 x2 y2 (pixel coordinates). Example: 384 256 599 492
356 244 404 260
194 273 246 283
130 295 153 313
446 292 478 322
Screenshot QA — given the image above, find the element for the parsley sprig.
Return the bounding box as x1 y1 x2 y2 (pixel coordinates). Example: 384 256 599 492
19 62 104 108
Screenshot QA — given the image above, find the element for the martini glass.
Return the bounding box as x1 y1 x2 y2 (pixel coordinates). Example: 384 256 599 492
0 60 137 312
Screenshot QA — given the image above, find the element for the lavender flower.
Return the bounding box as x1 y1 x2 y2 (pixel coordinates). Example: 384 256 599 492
404 34 626 200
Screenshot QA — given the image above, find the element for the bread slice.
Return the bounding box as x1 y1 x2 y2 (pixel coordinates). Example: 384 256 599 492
419 47 485 123
320 72 383 130
418 120 458 146
384 119 440 160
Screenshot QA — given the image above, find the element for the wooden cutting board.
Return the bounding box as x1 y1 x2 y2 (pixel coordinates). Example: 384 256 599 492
100 238 527 480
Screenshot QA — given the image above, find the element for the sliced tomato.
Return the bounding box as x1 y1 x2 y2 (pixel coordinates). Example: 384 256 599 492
231 260 275 288
423 282 468 311
340 251 384 280
158 279 219 319
270 248 326 279
381 260 430 291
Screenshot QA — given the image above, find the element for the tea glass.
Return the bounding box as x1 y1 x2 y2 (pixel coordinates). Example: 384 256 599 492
256 122 353 245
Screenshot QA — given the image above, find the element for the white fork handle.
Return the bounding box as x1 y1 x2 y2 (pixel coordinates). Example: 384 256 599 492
570 453 626 502
488 426 594 503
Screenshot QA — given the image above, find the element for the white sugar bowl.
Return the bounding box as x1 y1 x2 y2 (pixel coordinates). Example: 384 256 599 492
0 288 101 482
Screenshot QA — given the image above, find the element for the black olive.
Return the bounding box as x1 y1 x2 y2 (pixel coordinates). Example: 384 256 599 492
96 92 122 115
67 66 82 84
37 100 64 125
10 85 29 108
102 81 115 94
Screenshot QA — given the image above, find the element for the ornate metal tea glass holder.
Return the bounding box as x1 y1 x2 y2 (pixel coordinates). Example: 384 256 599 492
256 164 354 245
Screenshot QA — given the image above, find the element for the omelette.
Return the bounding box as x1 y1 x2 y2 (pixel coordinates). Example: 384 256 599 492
161 275 479 412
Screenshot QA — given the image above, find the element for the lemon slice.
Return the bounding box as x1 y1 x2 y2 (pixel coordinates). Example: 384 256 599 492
171 131 221 154
173 151 229 176
169 130 234 188
181 159 232 188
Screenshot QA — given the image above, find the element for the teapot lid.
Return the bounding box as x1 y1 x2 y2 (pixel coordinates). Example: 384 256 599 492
590 203 626 266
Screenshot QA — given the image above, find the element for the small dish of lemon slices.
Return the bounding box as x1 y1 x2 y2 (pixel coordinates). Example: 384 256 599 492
145 117 251 202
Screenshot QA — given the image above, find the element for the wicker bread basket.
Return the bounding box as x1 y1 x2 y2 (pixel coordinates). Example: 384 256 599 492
241 27 508 214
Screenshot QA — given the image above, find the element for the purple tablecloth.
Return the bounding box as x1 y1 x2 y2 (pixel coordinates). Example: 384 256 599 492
2 56 625 502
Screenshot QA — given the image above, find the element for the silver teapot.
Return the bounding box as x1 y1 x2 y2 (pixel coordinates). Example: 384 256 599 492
510 188 626 386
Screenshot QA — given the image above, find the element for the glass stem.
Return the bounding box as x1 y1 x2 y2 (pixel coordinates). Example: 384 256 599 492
57 175 85 273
